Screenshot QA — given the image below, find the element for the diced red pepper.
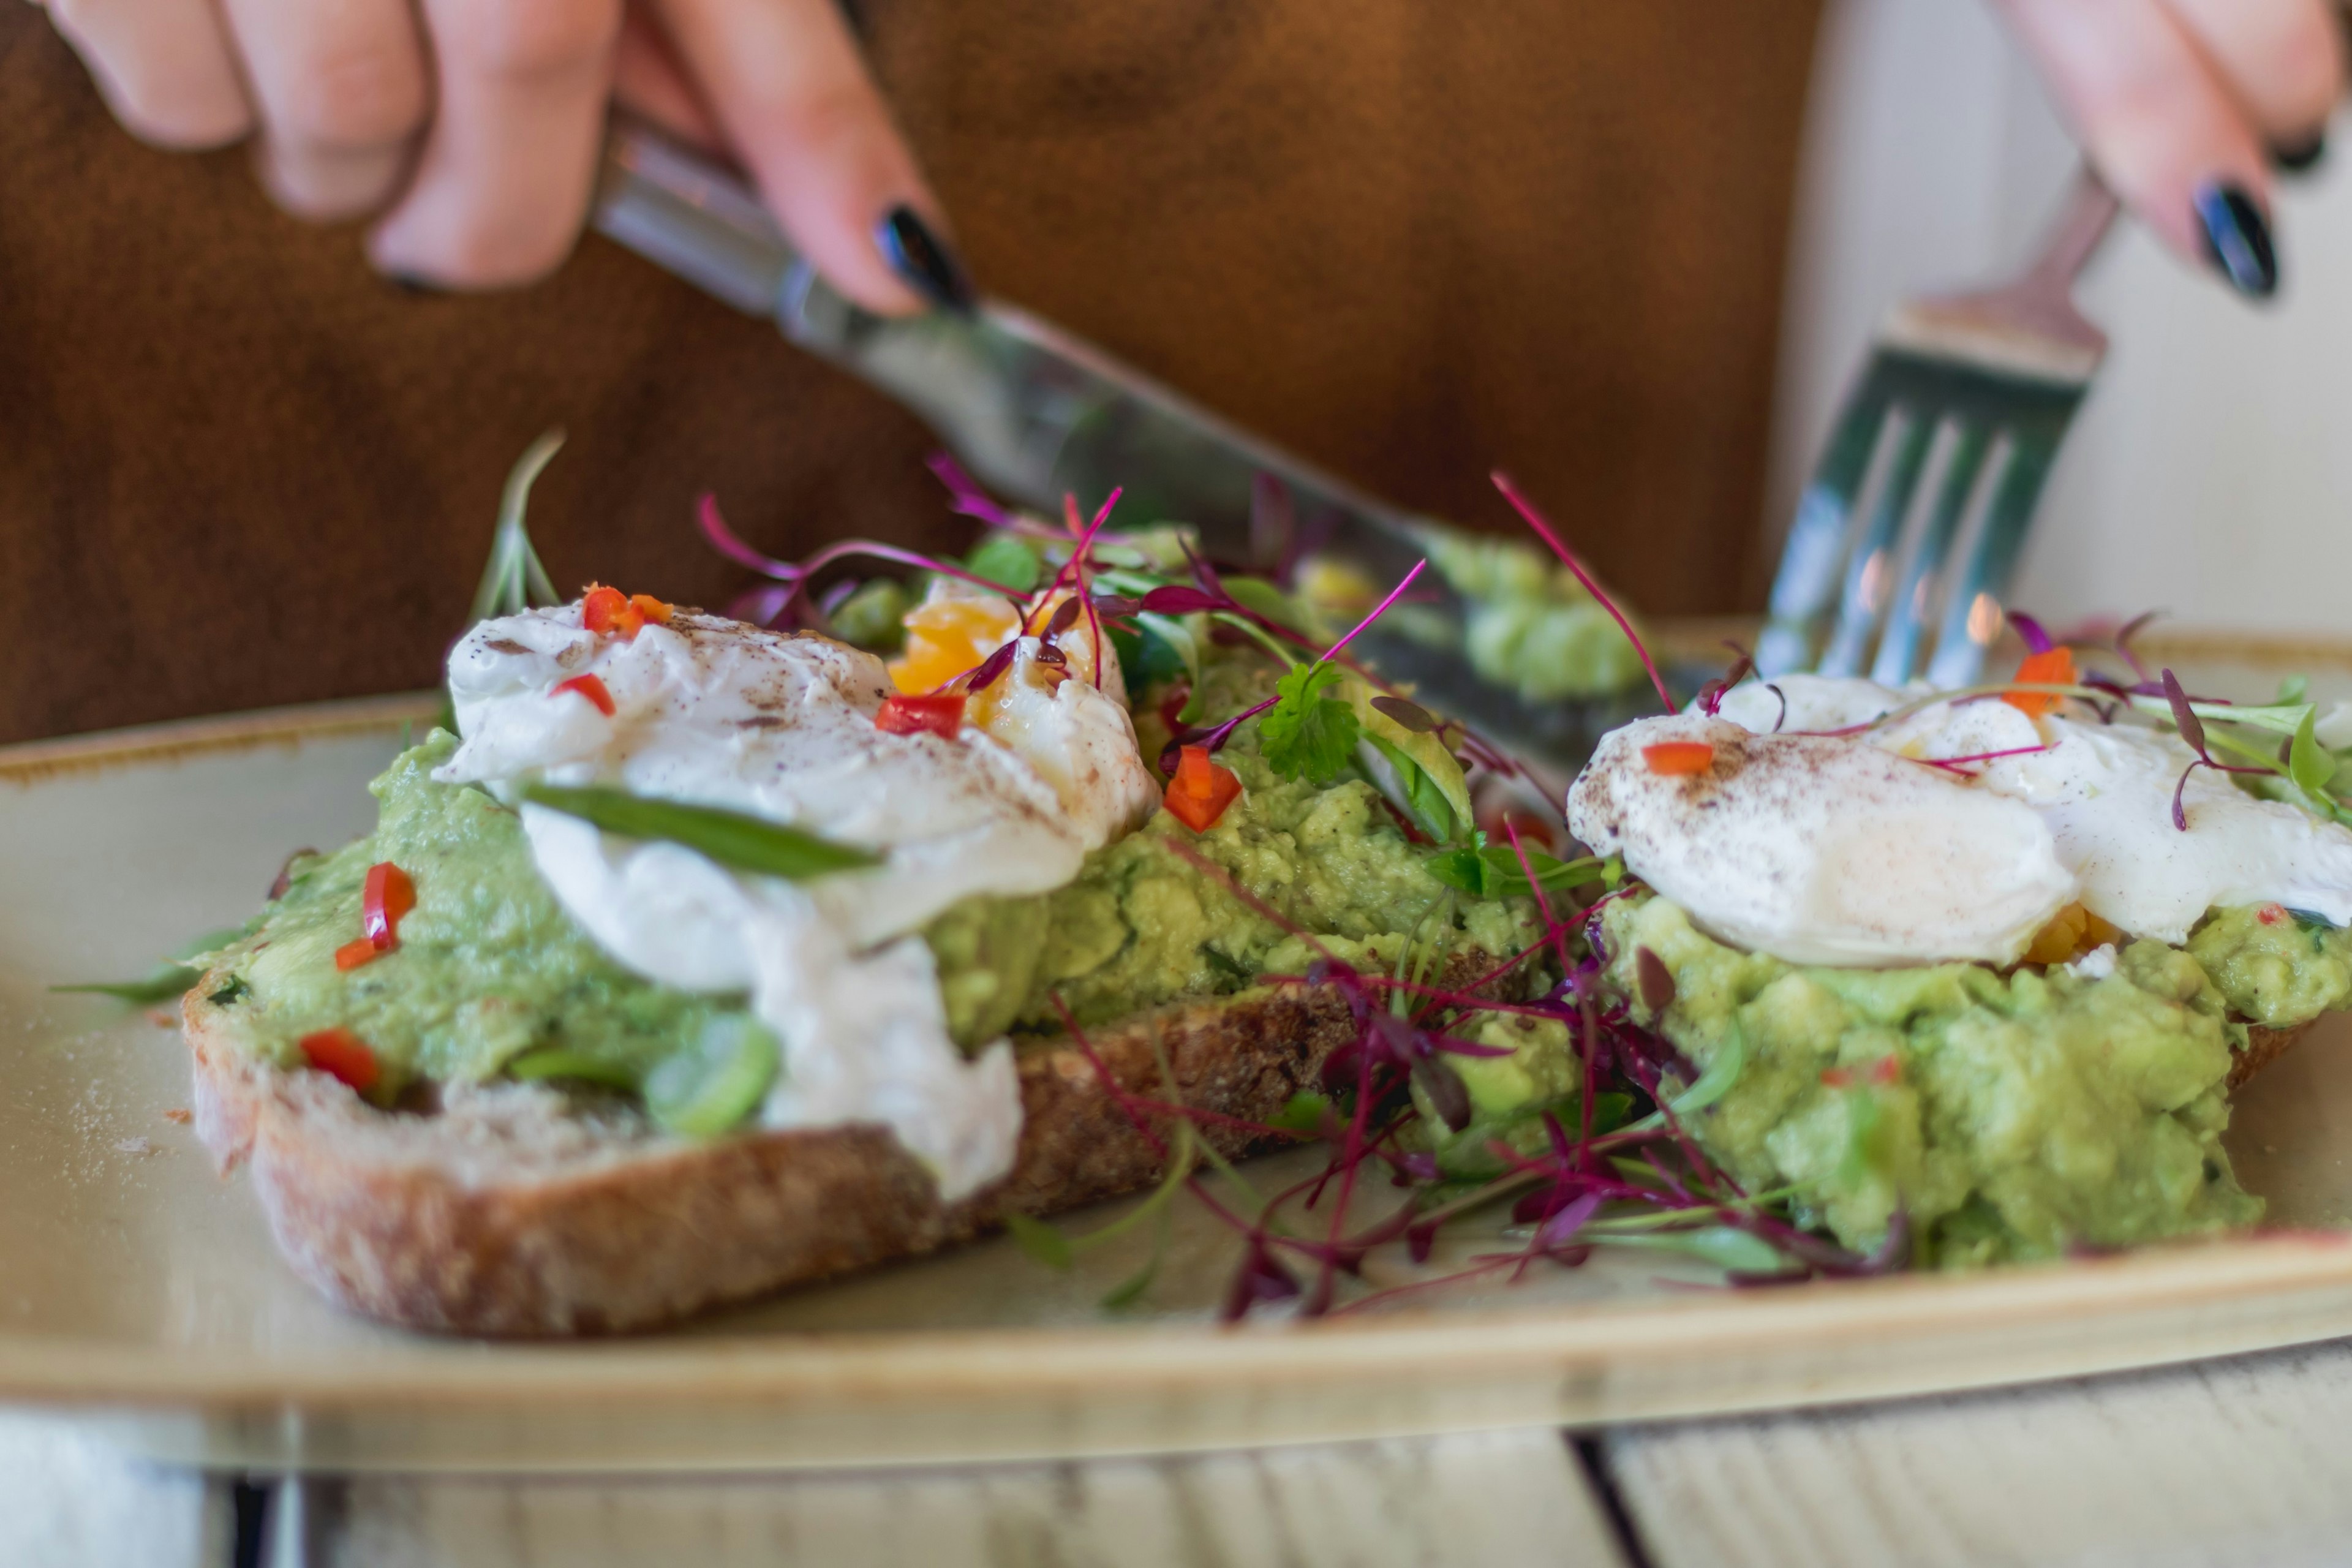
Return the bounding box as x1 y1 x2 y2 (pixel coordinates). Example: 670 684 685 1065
876 692 967 738
1819 1066 1854 1089
1642 741 1715 776
552 673 616 716
629 593 673 626
299 1027 380 1092
334 938 379 972
2003 646 2076 716
2260 903 2288 926
1870 1055 1901 1086
361 861 416 951
581 584 646 640
1165 744 1243 832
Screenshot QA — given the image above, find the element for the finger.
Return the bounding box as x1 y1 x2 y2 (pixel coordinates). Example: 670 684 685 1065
652 0 962 315
2165 0 2345 151
1999 0 2279 296
45 0 255 148
219 0 432 221
612 2 725 152
368 0 624 287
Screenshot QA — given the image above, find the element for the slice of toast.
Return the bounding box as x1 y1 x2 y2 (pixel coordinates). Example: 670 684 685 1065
186 962 1473 1337
2230 1021 2310 1091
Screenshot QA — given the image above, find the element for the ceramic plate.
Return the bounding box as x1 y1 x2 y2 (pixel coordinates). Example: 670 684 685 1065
7 639 2352 1473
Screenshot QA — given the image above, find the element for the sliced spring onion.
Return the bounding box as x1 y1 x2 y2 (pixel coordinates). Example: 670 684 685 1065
469 431 564 625
520 785 881 880
644 1014 780 1137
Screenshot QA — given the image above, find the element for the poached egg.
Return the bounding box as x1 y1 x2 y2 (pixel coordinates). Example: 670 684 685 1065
435 598 1161 1199
1569 673 2352 967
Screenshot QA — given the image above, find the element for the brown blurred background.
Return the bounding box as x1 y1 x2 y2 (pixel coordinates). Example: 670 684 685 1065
0 2 1820 744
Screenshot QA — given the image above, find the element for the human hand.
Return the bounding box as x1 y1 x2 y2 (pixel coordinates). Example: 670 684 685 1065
37 0 970 312
1996 0 2345 298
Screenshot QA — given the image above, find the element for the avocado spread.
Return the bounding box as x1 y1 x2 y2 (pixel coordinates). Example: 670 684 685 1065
209 654 1546 1104
1423 892 2281 1266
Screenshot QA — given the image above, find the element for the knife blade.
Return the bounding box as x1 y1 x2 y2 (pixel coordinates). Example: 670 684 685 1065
589 118 1642 774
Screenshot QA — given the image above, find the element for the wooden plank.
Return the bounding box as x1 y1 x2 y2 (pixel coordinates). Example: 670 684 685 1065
0 1410 222 1568
292 1427 1625 1568
1607 1338 2352 1568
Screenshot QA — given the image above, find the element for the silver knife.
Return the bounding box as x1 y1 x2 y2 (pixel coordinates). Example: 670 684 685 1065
590 118 1644 771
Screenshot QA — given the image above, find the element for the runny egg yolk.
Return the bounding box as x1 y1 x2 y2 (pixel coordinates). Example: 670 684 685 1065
886 587 1106 731
889 595 1021 697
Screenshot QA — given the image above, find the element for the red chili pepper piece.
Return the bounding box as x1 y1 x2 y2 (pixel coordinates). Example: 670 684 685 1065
299 1027 380 1092
1642 741 1715 776
334 938 379 972
875 693 967 738
361 862 417 951
581 584 646 640
628 593 673 626
1165 744 1243 832
1819 1066 1854 1089
553 673 616 716
1870 1055 1902 1086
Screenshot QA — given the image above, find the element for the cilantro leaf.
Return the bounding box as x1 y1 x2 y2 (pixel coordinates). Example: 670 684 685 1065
1259 660 1360 784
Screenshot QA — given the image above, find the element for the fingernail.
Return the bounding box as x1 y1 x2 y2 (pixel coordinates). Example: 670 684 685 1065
875 205 975 313
2193 183 2279 298
2273 132 2327 175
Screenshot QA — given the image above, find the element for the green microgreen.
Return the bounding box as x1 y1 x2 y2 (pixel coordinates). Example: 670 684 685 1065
519 785 881 881
469 430 565 625
1259 660 1361 785
54 925 249 1004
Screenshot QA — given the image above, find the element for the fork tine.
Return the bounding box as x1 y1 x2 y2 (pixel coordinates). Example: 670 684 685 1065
1755 368 1896 676
1923 419 2066 688
1816 406 1932 678
1869 419 1991 685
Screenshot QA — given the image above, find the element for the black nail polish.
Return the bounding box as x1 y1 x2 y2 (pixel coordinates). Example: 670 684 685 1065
2274 132 2327 174
875 205 975 312
2193 183 2279 298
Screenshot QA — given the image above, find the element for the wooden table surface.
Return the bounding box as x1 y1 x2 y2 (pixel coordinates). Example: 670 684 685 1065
15 1336 2352 1567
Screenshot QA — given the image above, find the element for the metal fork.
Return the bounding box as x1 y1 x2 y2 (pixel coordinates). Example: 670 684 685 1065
1755 170 2120 687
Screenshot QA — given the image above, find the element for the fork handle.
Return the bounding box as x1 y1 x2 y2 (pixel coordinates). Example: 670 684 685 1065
2025 167 2122 294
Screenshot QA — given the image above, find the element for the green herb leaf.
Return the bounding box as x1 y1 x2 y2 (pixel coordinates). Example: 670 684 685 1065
1003 1210 1074 1270
2290 908 2342 933
1626 1020 1746 1132
2279 674 2311 706
1132 611 1204 716
644 1014 780 1137
1099 1248 1161 1310
1361 734 1460 842
1269 1091 1333 1137
1223 575 1308 631
206 977 250 1006
53 926 249 1004
963 533 1042 593
2128 693 2316 738
1258 660 1361 785
521 785 881 880
1596 1224 1787 1275
506 1047 639 1089
2291 707 2339 799
1426 837 1607 901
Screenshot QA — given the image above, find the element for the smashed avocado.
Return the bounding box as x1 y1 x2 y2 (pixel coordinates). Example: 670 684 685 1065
1420 892 2276 1267
211 733 736 1095
2188 902 2352 1027
1598 895 2262 1264
927 653 1549 1042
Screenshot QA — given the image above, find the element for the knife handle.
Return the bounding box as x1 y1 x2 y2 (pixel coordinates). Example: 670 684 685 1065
591 116 858 352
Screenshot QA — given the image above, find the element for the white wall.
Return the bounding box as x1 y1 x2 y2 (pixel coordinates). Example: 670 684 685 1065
1773 0 2352 638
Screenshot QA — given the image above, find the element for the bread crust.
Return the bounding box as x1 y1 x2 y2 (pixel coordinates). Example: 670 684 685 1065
2230 1020 2312 1091
186 976 1391 1337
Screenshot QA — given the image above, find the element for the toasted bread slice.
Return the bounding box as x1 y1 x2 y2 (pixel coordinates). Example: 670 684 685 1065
185 964 1453 1337
2230 1020 2312 1091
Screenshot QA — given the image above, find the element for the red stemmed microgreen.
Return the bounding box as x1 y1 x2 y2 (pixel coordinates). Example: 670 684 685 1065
1490 471 1675 714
